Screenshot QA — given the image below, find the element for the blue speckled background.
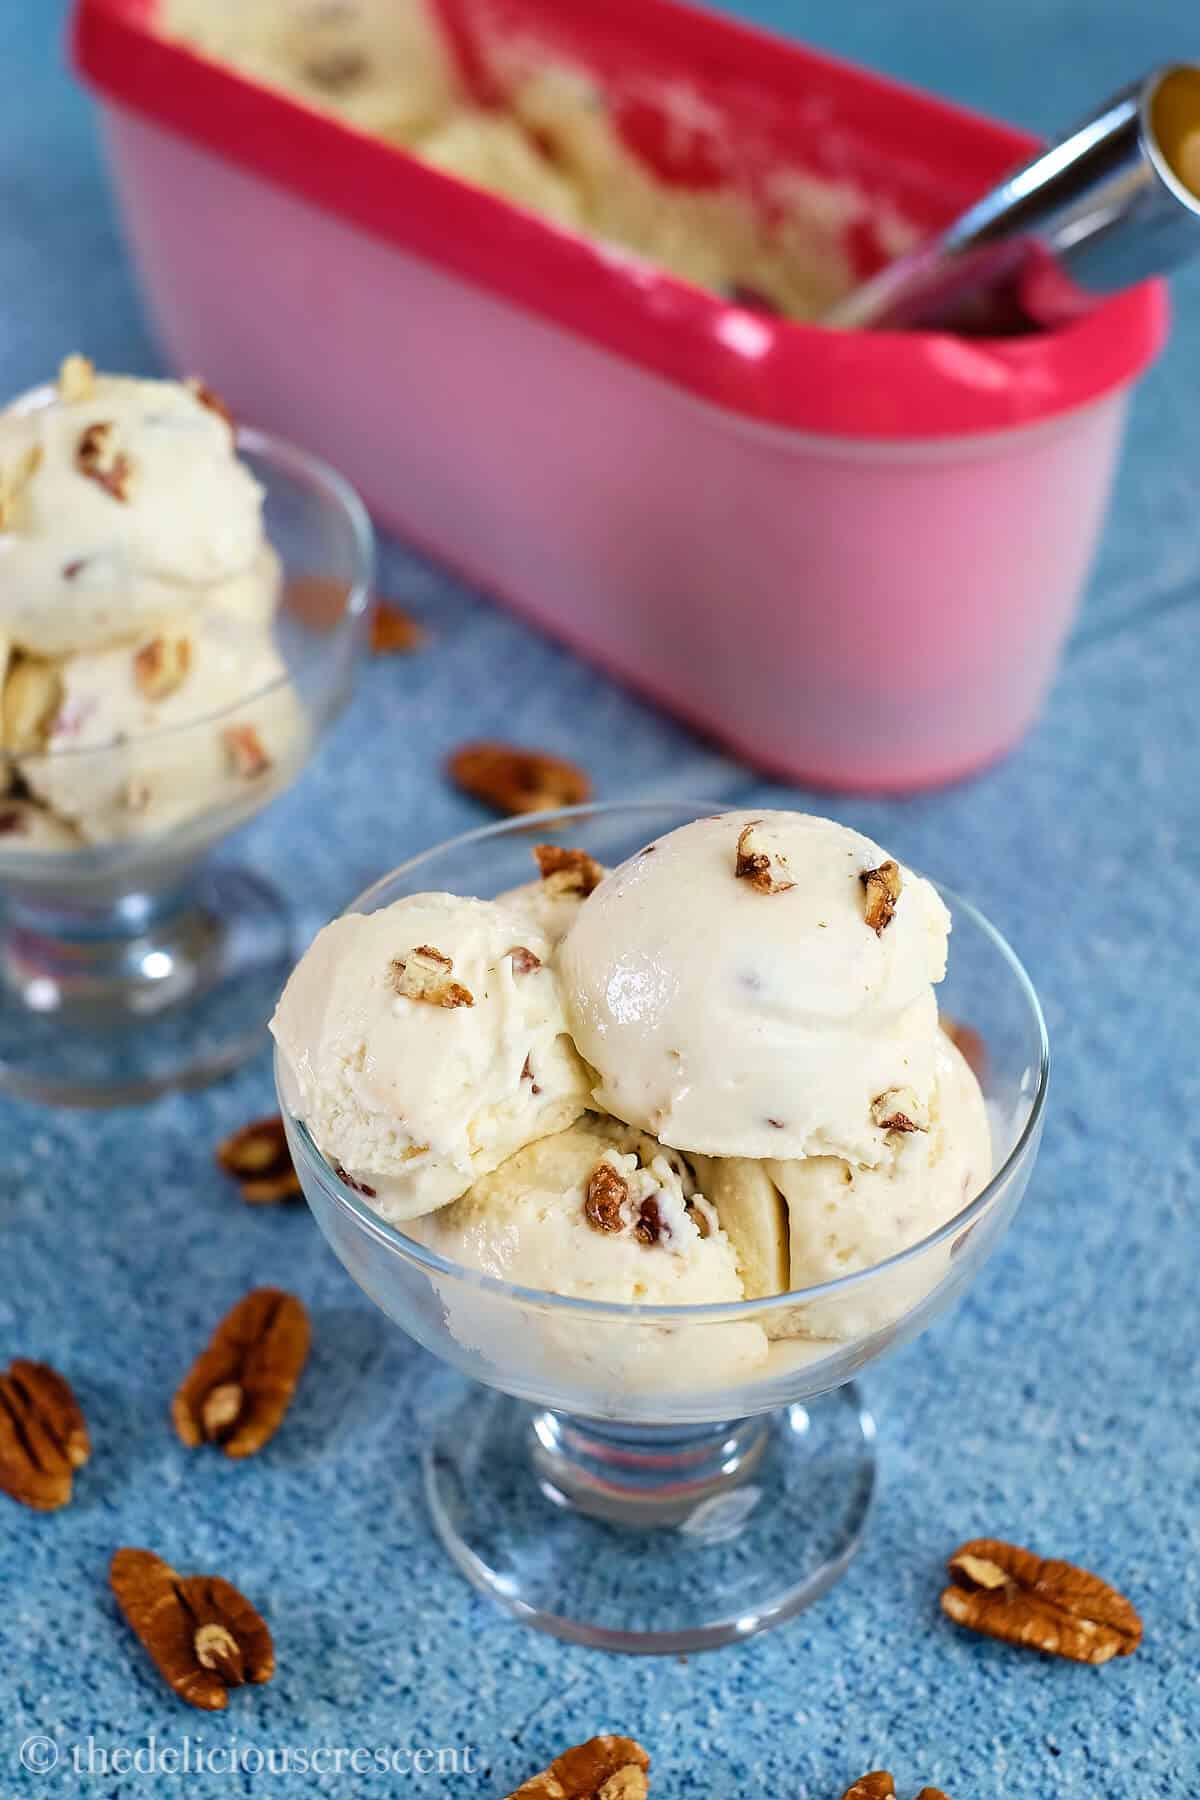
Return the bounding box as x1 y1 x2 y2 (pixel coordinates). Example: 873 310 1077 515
2 2 1198 1795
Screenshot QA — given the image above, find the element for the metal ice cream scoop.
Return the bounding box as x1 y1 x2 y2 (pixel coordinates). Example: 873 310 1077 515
824 63 1200 333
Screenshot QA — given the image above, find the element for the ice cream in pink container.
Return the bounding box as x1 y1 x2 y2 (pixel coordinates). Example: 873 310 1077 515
73 0 1167 791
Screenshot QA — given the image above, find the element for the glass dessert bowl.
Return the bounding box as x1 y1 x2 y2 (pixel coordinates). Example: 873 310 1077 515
0 411 372 1105
279 802 1048 1653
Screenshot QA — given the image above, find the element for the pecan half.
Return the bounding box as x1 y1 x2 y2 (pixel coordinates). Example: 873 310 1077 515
172 1289 310 1459
584 1160 628 1233
185 378 235 433
2 657 62 751
222 723 272 780
77 420 134 502
216 1115 301 1204
861 860 902 935
734 820 795 895
134 635 192 702
871 1087 929 1134
371 598 425 656
940 1537 1142 1664
390 944 474 1008
506 1736 650 1799
110 1548 274 1711
533 844 604 896
509 945 542 976
58 353 96 403
0 1360 90 1511
448 742 591 816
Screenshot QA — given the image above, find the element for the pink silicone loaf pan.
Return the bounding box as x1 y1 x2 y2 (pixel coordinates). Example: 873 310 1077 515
73 0 1167 791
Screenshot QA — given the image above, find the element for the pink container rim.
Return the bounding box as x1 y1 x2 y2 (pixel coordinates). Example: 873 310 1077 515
72 0 1169 440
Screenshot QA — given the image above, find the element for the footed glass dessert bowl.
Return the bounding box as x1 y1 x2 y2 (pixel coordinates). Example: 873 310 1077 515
280 802 1048 1653
0 424 372 1104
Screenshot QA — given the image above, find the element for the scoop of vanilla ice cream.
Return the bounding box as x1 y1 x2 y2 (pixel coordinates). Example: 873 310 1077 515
271 893 592 1220
764 1030 992 1341
0 363 267 655
410 1121 768 1400
559 810 951 1164
14 597 306 844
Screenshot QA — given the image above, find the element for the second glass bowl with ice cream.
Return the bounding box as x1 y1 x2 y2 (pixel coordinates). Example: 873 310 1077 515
276 803 1048 1653
0 356 371 1102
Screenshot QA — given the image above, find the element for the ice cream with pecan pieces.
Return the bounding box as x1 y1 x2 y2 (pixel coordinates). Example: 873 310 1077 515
271 890 594 1219
695 1024 991 1341
558 810 990 1345
161 0 878 320
274 811 993 1383
0 355 306 850
411 1121 768 1393
560 811 951 1166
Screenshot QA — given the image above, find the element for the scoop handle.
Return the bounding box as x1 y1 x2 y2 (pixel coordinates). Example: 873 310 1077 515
824 65 1200 332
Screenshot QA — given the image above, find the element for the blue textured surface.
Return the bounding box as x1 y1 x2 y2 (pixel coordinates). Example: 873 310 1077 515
2 2 1198 1795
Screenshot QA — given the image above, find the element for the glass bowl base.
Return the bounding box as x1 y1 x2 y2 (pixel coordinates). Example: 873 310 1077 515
423 1381 877 1654
0 864 293 1106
